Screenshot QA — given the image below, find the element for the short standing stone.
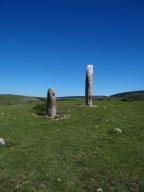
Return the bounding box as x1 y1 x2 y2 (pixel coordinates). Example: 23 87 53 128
0 138 6 145
85 64 93 106
46 88 56 117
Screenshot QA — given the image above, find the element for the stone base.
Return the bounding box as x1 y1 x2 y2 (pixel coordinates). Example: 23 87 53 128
32 113 70 121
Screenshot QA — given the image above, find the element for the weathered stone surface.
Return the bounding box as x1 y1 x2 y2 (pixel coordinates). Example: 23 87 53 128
46 88 56 117
85 64 93 106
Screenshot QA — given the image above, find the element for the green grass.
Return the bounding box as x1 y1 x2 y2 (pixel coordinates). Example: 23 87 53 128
0 99 144 191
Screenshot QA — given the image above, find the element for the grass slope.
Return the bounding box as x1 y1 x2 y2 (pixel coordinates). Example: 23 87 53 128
0 94 40 106
0 99 144 191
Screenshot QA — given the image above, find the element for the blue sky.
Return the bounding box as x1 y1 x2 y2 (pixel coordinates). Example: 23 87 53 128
0 0 144 97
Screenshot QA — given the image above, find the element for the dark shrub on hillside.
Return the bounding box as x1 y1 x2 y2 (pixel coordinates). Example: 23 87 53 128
121 94 144 101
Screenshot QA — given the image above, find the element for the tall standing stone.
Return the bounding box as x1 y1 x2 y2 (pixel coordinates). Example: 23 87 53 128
46 88 56 117
85 64 93 106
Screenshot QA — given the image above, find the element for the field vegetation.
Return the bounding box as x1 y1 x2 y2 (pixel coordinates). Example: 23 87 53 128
0 95 144 191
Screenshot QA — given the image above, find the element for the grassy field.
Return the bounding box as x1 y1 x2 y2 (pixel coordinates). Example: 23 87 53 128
0 99 144 192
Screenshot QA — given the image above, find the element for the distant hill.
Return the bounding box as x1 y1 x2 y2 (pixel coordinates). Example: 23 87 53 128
1 91 143 105
0 94 41 105
111 91 144 101
0 94 108 106
57 96 108 100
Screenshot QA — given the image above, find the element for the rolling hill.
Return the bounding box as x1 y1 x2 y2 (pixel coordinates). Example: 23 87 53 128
0 94 41 105
111 91 144 101
0 90 144 106
0 94 108 106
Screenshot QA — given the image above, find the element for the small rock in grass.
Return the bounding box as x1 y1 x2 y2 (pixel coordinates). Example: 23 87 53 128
57 178 62 182
16 185 20 189
40 183 46 189
97 188 103 192
113 128 122 134
0 138 6 145
0 113 5 115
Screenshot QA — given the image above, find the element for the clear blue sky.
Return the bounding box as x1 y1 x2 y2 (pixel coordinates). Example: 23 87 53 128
0 0 144 97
